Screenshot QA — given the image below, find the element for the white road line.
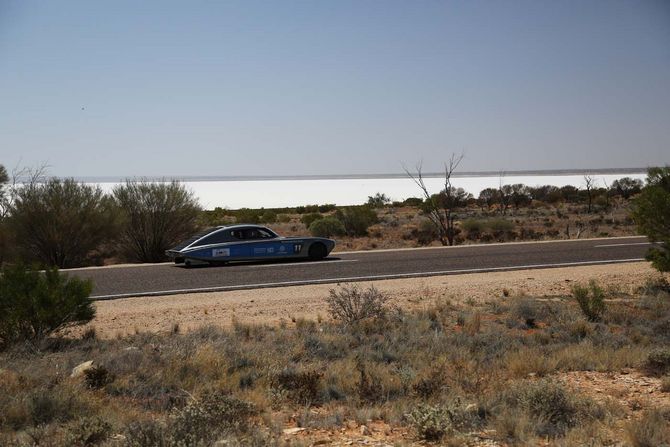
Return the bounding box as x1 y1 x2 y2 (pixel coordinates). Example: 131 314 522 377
594 242 652 248
90 257 645 300
232 259 357 269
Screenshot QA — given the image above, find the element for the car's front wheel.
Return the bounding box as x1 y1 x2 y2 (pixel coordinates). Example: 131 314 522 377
308 243 327 260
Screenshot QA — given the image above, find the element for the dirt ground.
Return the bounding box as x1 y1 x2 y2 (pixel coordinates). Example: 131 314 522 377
87 261 659 338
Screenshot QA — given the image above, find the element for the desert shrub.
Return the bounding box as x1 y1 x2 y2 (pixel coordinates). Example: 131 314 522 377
326 284 389 325
572 280 606 322
113 180 201 262
318 203 337 213
415 218 438 245
233 208 261 224
301 212 323 228
632 166 670 272
461 219 484 233
309 217 346 238
84 366 115 389
626 409 670 447
511 297 542 328
7 178 116 268
0 265 94 347
498 379 604 438
645 348 670 375
367 192 391 208
406 404 452 441
124 420 167 447
65 416 112 446
277 213 291 223
406 400 480 441
270 368 323 405
334 206 378 236
259 210 277 223
488 218 515 233
169 392 256 445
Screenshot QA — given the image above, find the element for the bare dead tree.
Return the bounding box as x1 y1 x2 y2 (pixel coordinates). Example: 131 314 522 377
404 153 464 246
583 174 595 213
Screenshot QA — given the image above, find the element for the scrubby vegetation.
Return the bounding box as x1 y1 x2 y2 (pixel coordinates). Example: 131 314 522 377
7 178 117 268
633 166 670 272
112 180 201 262
0 162 661 268
1 279 669 445
0 265 94 348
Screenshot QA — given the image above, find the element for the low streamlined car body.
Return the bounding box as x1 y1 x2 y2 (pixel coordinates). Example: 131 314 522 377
166 225 336 266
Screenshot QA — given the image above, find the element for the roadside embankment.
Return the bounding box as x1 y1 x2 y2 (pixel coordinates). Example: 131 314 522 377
85 261 659 338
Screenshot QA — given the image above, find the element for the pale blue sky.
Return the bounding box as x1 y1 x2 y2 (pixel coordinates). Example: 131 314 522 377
1 1 668 177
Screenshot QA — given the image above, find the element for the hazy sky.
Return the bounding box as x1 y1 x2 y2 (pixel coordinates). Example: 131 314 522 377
1 1 668 177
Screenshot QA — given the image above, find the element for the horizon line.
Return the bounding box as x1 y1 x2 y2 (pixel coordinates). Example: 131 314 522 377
63 167 648 183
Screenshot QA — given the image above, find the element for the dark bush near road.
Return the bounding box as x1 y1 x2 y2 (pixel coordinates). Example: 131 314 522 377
0 264 94 348
309 216 345 238
7 178 116 268
334 206 378 237
632 166 670 272
113 180 201 262
301 212 323 228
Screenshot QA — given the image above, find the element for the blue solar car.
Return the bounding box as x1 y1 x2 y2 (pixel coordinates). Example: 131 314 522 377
166 224 336 267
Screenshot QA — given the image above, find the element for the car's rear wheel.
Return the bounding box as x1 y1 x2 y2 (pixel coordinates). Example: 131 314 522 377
308 243 327 260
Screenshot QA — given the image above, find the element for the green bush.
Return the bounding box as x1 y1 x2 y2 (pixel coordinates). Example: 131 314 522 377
461 219 485 233
488 218 515 233
309 217 345 238
270 368 323 405
260 210 277 223
335 206 378 237
301 212 323 228
65 417 112 446
113 180 201 262
234 208 261 224
367 192 391 208
416 219 438 245
499 379 604 438
645 348 670 375
632 166 670 272
0 265 94 347
572 280 606 322
7 178 117 268
277 213 291 223
406 404 452 440
169 392 256 445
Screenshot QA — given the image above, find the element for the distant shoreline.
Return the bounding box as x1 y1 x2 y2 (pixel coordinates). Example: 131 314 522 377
70 167 647 183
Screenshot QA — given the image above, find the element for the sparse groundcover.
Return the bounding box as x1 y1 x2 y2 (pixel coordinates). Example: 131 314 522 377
1 278 669 445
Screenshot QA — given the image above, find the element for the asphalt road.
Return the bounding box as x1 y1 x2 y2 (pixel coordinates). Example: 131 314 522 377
69 236 651 300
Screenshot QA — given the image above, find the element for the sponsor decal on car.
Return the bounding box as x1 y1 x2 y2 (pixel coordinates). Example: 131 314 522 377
212 248 230 257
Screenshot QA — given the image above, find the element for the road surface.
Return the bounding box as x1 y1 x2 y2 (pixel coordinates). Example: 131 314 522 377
68 236 651 300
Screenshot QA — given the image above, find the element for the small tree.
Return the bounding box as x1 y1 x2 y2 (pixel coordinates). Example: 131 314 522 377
478 188 498 211
8 177 116 268
113 180 201 262
367 192 391 208
0 264 94 347
632 167 670 272
405 154 466 246
572 280 606 322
